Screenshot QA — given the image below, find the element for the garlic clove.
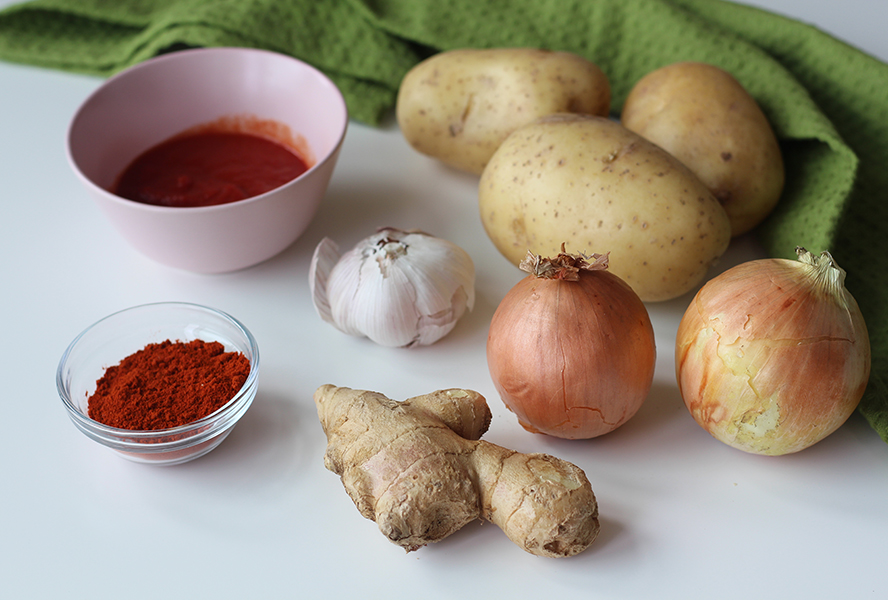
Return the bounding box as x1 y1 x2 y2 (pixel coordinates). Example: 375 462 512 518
346 255 425 347
323 245 376 339
414 287 470 346
308 237 341 325
395 237 474 346
393 235 475 309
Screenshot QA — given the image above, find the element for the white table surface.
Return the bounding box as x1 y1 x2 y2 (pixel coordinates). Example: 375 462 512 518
2 1 886 598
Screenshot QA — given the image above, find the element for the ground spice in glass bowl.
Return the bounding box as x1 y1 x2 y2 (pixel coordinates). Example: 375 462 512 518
57 302 259 466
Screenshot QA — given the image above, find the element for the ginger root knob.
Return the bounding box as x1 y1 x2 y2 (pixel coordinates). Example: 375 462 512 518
314 384 600 558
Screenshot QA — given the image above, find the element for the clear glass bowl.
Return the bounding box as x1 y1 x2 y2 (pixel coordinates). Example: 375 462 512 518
57 302 260 466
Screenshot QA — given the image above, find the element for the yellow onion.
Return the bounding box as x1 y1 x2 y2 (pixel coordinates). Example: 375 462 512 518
675 247 871 456
487 247 656 439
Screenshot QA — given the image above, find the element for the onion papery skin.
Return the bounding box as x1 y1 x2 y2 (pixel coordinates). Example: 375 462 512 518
675 254 871 456
487 269 656 440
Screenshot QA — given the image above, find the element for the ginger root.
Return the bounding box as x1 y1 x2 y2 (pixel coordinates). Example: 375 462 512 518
314 384 600 558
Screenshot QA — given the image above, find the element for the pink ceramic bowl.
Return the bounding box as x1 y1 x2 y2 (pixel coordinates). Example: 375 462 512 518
67 47 348 273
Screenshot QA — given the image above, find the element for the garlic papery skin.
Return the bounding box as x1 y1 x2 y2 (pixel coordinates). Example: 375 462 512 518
309 228 475 347
675 247 871 456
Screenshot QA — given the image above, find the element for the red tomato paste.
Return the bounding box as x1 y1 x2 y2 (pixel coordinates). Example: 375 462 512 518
114 130 309 208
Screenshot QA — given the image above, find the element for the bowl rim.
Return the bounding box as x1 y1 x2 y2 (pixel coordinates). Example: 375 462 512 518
65 46 349 214
56 301 260 446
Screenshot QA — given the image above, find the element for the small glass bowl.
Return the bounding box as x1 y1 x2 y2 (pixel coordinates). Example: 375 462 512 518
57 302 259 466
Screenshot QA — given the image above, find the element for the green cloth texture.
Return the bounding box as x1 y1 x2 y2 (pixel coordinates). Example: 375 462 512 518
2 0 887 445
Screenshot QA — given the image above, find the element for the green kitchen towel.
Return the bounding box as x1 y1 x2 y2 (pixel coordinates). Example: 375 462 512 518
1 0 887 446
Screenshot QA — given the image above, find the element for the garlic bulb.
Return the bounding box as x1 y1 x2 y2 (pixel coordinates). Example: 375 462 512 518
309 228 475 347
675 247 871 456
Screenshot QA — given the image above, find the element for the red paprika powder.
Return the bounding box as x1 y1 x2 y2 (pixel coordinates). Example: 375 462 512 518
88 339 251 431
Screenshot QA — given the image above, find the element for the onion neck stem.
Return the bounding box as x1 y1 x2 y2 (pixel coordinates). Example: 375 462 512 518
519 244 609 281
795 246 847 304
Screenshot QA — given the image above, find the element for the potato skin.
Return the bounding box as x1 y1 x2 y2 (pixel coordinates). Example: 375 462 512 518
478 114 731 302
396 48 611 175
621 62 784 236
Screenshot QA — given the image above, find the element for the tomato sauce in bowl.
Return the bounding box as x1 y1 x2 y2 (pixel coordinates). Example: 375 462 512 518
113 117 311 208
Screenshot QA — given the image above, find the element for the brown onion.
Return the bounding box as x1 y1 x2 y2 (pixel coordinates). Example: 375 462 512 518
675 247 871 456
487 247 656 439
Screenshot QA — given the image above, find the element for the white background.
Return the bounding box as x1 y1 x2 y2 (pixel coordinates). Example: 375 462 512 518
1 1 886 599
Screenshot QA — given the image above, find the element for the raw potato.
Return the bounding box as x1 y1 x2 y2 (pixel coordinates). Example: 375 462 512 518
621 62 785 236
479 114 731 302
396 48 611 175
314 385 600 558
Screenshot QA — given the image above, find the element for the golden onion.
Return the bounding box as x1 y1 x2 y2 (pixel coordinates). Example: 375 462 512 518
487 247 656 439
675 247 871 455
